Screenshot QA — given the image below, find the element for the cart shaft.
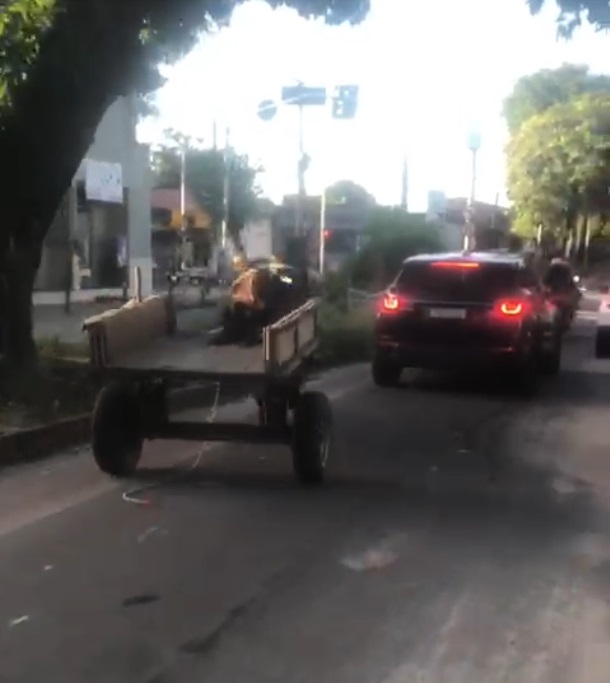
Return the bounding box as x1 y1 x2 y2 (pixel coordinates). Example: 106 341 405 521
150 420 290 444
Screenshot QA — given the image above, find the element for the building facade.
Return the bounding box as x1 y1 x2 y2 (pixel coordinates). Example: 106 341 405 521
34 95 152 303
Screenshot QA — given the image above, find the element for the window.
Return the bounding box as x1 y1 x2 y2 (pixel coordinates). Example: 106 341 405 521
395 262 518 302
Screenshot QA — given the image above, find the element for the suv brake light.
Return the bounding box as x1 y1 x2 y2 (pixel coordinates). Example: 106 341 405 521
431 261 479 269
493 298 527 318
379 292 407 313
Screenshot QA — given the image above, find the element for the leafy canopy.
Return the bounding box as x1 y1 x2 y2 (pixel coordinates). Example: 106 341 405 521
151 136 263 237
0 0 56 108
506 93 610 235
0 0 370 117
503 64 610 135
527 0 610 36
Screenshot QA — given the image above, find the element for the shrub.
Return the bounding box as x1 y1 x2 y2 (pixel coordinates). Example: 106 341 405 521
316 302 374 368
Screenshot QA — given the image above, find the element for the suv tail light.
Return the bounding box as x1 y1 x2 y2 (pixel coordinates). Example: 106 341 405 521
431 261 480 269
492 298 528 319
378 291 408 314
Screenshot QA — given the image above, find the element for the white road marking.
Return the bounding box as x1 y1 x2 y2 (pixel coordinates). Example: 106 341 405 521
137 526 161 544
8 616 29 628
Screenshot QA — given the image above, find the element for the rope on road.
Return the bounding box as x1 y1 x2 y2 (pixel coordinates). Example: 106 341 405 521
121 382 222 506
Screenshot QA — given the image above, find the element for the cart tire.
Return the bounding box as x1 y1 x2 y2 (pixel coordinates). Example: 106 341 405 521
292 391 332 485
92 382 143 477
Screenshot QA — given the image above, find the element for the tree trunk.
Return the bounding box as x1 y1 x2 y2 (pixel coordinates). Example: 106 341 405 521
0 243 41 370
0 3 149 369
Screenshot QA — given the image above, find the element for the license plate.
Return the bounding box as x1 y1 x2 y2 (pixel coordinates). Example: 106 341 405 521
428 308 466 319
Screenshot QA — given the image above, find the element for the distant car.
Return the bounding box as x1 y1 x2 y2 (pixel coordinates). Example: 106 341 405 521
372 251 563 393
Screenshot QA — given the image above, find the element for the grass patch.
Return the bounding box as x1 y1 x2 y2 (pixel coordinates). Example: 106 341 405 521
316 302 374 369
0 360 101 430
36 335 89 360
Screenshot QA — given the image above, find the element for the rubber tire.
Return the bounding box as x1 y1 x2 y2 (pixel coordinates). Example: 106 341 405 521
371 358 402 387
596 327 610 359
513 355 539 397
291 391 333 486
92 382 143 477
539 337 562 377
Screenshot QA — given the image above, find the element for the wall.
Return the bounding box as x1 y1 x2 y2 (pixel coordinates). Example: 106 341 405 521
35 95 153 299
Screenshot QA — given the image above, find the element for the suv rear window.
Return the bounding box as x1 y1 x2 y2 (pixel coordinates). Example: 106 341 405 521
395 262 519 302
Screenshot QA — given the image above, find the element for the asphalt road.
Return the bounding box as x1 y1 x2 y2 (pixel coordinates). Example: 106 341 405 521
3 305 610 683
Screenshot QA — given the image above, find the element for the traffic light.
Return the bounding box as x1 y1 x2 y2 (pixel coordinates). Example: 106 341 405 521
332 85 359 120
324 229 331 240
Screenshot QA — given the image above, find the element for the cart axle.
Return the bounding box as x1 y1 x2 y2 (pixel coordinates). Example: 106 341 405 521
149 421 290 444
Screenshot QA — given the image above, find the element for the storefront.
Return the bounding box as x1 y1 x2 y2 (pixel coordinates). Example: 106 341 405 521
34 95 152 303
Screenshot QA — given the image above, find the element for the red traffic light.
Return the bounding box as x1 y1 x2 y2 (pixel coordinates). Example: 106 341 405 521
324 229 331 239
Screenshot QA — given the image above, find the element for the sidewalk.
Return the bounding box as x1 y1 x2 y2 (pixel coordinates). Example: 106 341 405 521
34 288 228 345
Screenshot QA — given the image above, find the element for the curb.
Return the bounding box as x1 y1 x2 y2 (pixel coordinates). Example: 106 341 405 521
0 382 228 469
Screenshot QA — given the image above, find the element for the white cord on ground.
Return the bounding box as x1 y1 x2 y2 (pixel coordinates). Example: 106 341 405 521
121 382 222 506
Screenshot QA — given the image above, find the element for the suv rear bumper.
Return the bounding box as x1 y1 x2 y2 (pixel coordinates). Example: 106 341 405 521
374 341 527 371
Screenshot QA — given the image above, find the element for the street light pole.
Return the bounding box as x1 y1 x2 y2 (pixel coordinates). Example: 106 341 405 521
179 141 187 269
464 130 481 252
319 186 326 275
296 91 306 237
221 126 231 250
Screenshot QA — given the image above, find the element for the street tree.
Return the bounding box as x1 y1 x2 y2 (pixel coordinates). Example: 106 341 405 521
349 208 442 289
526 0 610 36
506 93 610 240
0 0 369 369
503 64 610 135
151 141 263 239
325 180 375 207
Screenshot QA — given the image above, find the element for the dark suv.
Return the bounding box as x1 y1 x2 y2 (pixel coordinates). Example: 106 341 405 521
372 252 563 392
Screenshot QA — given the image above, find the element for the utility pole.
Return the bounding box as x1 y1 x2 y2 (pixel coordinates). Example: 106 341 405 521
280 82 326 237
221 126 230 249
319 186 326 274
464 130 481 252
400 156 408 211
179 139 187 269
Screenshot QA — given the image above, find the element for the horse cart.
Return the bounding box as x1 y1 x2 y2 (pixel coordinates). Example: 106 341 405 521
82 284 332 485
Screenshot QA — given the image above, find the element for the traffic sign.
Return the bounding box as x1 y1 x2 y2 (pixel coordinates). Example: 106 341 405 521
281 85 327 107
332 85 359 119
257 99 277 121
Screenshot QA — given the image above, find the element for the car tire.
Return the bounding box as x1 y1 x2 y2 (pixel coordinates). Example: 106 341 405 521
596 326 610 359
372 358 402 387
513 355 539 397
540 337 562 376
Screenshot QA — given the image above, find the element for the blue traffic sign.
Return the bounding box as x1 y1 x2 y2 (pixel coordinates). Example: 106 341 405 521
281 85 326 107
257 100 277 121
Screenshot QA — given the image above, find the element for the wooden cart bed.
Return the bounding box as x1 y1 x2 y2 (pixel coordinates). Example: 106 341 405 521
107 332 265 375
82 295 319 381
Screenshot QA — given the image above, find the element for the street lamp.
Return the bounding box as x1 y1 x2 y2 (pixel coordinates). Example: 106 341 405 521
319 186 326 275
464 130 481 251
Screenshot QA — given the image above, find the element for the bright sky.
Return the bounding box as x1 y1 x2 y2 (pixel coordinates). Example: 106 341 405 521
138 0 610 212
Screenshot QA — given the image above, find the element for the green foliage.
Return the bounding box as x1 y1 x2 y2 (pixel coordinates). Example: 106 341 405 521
0 0 55 111
317 303 373 368
151 137 263 238
506 93 610 236
527 0 610 36
326 179 375 206
347 207 443 290
503 64 610 135
0 0 370 118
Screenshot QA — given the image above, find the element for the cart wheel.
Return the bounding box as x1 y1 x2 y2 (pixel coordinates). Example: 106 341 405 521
92 382 143 477
291 391 333 485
